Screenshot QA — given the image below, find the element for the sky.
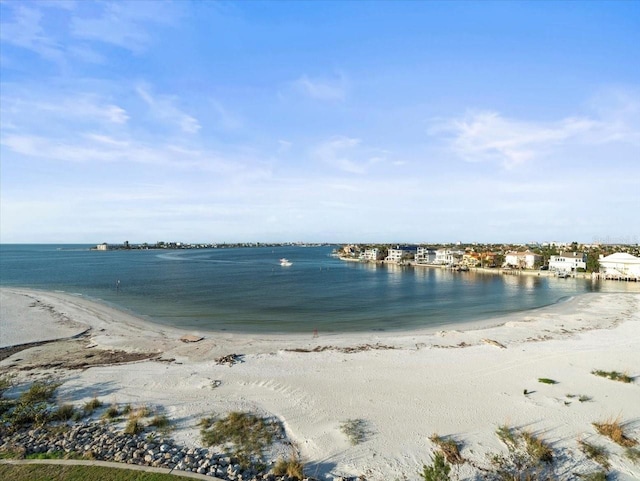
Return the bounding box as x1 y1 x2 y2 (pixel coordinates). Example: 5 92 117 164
1 0 639 244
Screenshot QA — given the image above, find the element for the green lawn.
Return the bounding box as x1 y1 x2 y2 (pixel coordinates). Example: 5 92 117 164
0 464 203 481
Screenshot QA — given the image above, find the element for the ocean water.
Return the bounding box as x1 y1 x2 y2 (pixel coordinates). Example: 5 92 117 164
1 244 638 333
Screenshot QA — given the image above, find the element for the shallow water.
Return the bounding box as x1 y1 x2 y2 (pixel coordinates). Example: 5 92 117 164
1 245 638 333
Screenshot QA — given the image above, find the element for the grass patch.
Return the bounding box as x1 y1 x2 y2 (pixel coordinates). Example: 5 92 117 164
429 433 464 465
272 455 304 479
52 403 76 422
496 424 518 449
521 430 553 463
625 447 640 464
591 370 633 383
577 472 607 481
593 417 637 447
0 464 207 481
25 451 67 460
340 418 368 446
1 380 62 430
420 451 451 481
148 414 171 431
83 397 103 414
124 416 144 435
102 404 120 420
200 411 281 468
578 439 610 469
538 378 558 385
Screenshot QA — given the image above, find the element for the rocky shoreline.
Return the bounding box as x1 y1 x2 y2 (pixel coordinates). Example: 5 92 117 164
0 422 357 481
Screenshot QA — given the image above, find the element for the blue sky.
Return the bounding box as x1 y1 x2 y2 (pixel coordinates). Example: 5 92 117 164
1 0 638 244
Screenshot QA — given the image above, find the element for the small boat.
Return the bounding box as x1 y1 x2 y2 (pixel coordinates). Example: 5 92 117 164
280 258 292 267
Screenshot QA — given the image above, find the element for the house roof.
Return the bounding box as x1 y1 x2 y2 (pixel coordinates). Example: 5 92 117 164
600 253 640 263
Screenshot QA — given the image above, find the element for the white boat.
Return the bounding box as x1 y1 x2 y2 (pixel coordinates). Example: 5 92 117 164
280 258 292 267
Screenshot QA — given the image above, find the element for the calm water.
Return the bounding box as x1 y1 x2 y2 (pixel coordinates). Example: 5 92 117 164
1 245 638 333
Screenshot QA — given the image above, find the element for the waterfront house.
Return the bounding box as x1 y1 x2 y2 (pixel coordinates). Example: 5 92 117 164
362 248 380 262
415 247 437 264
598 253 640 279
385 246 416 263
549 252 587 273
504 250 542 269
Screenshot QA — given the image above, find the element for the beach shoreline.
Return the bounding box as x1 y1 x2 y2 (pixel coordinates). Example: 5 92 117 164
1 287 639 479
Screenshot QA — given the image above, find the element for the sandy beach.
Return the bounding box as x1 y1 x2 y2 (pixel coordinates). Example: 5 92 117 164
1 287 638 480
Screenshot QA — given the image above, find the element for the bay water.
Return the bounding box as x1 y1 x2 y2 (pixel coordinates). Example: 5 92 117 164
1 245 637 333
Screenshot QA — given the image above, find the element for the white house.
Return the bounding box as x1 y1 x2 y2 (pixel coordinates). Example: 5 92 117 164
435 249 454 265
549 252 587 273
504 250 542 269
598 253 640 279
415 247 436 264
361 248 379 262
385 248 404 263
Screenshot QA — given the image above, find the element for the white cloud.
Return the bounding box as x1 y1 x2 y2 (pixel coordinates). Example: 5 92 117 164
0 92 129 128
293 74 347 101
313 136 365 174
431 107 639 169
0 5 63 62
70 1 179 54
136 85 201 134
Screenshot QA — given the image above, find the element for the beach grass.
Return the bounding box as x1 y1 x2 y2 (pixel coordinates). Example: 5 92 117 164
429 433 464 465
200 411 280 468
420 451 451 481
83 397 103 415
272 455 304 479
340 419 368 446
591 370 633 383
593 417 637 447
521 430 553 463
578 439 610 469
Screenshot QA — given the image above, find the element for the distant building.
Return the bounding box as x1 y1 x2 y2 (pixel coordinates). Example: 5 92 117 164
385 247 415 263
549 252 587 273
415 247 436 264
362 248 380 262
96 243 109 251
504 250 542 269
598 253 640 279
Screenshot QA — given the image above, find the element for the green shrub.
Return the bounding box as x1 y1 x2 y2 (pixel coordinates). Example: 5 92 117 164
420 452 451 481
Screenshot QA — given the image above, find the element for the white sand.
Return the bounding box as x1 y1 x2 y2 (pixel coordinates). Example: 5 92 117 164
1 287 639 480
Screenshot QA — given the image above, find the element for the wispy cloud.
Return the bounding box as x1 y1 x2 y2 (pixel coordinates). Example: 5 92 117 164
293 73 348 101
0 5 63 62
70 1 180 54
136 85 201 134
431 102 639 169
0 91 129 130
312 136 392 174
